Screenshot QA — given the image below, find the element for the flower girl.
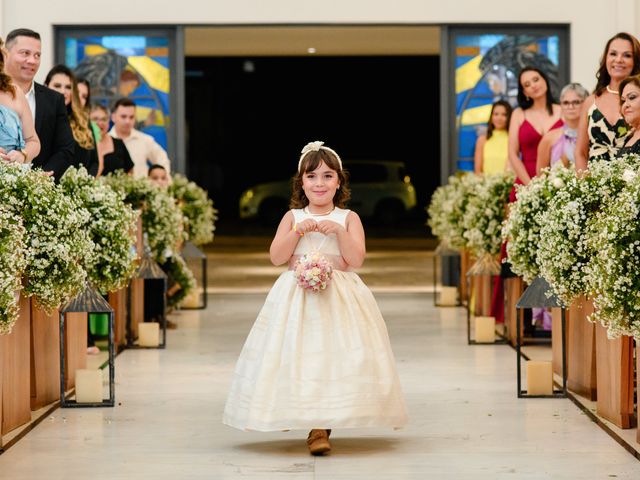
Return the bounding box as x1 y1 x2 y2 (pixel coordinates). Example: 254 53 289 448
223 141 408 455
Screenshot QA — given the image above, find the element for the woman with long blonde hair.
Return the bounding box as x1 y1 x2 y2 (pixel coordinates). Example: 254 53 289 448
44 64 98 175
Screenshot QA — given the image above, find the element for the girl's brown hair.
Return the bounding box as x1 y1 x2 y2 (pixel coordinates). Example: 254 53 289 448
0 38 16 98
289 149 351 209
594 32 640 97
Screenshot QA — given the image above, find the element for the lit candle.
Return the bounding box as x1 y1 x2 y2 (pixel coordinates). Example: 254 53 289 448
526 361 553 395
439 286 458 306
75 369 103 403
474 316 495 343
138 322 160 347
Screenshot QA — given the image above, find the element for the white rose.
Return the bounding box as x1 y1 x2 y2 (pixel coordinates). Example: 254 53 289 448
622 169 637 183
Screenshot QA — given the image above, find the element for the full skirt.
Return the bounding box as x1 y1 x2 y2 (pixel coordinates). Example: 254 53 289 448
222 270 408 432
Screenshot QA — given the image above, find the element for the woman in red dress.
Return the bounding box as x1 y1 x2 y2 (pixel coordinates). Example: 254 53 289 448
492 67 562 325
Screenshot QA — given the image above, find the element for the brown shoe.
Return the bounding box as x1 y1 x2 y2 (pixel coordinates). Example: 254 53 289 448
306 429 331 456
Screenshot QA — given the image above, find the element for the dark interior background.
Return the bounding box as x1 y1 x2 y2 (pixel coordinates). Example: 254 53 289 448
185 55 440 236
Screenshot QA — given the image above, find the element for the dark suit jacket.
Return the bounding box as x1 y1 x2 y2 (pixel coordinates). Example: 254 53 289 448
31 83 75 180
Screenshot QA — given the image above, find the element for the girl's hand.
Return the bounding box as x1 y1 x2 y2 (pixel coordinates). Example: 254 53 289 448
316 220 344 235
295 218 318 235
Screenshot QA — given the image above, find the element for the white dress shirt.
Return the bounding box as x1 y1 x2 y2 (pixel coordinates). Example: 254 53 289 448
25 81 36 119
109 127 171 178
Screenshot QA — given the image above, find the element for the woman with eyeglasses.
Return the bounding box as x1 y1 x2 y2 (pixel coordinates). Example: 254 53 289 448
575 32 640 170
536 83 589 174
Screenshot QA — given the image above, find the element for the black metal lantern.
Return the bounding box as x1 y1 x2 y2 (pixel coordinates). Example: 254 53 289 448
432 242 461 307
515 276 567 398
466 254 508 345
127 251 168 349
59 283 115 408
179 241 207 310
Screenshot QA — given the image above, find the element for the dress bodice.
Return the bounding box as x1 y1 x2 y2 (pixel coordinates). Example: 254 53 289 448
587 102 628 161
518 118 563 179
550 126 577 167
0 104 25 153
482 130 508 174
292 207 350 256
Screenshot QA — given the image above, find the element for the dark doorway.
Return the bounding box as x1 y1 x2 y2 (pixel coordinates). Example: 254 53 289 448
185 55 439 236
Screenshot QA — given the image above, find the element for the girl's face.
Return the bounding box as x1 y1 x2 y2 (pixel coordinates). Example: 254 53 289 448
48 73 72 106
560 90 583 122
149 168 169 188
606 38 634 81
621 82 640 127
302 161 340 208
77 82 89 108
90 108 109 135
520 70 547 101
491 105 508 130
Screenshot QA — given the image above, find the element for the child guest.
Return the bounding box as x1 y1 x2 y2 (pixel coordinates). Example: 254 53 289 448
223 141 408 455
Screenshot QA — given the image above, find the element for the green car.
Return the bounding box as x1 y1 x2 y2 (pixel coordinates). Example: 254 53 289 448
239 160 417 225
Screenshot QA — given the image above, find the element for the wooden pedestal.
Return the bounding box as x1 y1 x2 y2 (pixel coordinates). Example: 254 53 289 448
129 279 144 340
108 288 127 348
594 324 635 429
567 296 597 401
63 312 88 390
472 274 492 317
459 249 470 305
30 302 60 410
504 277 524 346
1 294 31 437
637 348 640 444
551 308 564 377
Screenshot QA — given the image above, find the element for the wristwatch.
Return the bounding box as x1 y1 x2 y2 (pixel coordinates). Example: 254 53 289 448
18 148 28 163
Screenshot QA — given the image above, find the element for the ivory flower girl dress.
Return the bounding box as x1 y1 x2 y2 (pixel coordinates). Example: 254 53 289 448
223 206 408 431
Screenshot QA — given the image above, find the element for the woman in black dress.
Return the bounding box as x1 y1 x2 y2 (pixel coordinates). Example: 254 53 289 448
90 104 134 176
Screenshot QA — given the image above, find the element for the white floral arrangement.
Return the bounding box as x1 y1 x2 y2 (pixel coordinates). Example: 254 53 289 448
462 172 513 259
0 205 27 334
427 172 481 250
585 158 640 338
537 156 640 305
168 173 218 246
0 163 92 312
61 167 138 294
502 165 575 284
103 172 184 263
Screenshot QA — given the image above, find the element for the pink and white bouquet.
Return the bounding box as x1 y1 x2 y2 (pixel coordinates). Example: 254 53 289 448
293 252 333 292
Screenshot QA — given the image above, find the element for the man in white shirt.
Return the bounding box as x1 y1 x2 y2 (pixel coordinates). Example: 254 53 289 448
109 98 171 178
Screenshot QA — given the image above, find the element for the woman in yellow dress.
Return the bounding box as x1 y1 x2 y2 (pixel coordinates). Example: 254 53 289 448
473 100 512 174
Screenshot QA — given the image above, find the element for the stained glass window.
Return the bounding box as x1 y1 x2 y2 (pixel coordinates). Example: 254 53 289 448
63 34 171 150
454 33 563 171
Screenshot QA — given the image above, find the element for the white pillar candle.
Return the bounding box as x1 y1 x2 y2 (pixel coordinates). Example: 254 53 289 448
474 316 496 343
439 286 458 306
138 322 160 347
75 369 103 403
181 289 200 309
526 360 553 395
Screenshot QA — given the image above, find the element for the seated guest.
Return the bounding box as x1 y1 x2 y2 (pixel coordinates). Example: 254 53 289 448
90 104 134 176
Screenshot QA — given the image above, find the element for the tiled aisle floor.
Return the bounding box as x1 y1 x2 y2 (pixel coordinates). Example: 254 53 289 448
1 243 639 479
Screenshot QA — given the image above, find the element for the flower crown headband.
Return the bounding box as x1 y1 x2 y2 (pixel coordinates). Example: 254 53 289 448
298 141 343 172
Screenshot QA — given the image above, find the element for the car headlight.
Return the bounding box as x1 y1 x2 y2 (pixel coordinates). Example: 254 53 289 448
243 189 254 200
